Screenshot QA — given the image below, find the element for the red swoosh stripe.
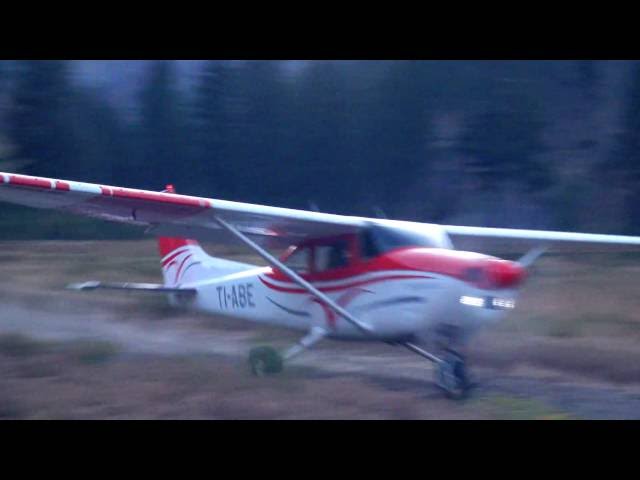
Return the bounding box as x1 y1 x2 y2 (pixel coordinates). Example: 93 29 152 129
174 254 194 284
161 248 192 267
259 274 431 294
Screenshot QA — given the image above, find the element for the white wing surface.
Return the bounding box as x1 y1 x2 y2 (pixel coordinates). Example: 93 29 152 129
443 225 640 247
3 171 640 249
0 172 364 245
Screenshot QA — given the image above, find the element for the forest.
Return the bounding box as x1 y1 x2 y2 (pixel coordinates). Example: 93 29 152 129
0 60 639 239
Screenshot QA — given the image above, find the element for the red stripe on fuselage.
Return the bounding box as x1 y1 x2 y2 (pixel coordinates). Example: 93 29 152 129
258 274 431 294
266 247 524 290
162 249 188 268
174 253 194 284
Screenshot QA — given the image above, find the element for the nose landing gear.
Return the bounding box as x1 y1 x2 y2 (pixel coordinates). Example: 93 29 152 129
434 350 470 399
403 341 471 400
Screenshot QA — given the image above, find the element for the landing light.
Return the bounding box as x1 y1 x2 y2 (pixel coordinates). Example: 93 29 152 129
491 297 515 309
459 296 485 308
459 296 516 309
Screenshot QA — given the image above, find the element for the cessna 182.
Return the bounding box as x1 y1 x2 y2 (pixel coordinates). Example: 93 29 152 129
2 171 640 398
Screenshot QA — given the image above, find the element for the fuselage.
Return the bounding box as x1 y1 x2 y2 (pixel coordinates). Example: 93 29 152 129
171 244 526 343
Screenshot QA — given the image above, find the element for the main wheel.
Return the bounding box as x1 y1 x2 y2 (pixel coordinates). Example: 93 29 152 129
435 351 470 399
249 346 283 376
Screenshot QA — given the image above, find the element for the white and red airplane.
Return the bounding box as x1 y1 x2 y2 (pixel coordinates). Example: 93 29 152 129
2 171 640 398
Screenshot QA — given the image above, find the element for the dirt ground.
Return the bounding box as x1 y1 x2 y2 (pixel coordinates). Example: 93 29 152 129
2 240 640 419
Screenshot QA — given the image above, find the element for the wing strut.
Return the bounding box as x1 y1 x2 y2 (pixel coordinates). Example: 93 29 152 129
213 215 375 336
282 326 328 361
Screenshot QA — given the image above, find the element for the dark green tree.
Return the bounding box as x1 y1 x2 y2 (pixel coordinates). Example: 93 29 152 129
367 61 435 218
8 60 74 178
288 61 354 210
236 61 292 205
135 61 186 190
65 87 133 184
607 62 640 233
191 61 240 197
458 90 549 194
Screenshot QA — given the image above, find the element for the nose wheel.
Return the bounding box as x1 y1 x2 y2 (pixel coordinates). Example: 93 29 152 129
435 350 470 399
403 342 471 399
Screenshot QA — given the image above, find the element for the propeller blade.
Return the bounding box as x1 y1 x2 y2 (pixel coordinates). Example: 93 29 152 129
517 245 548 268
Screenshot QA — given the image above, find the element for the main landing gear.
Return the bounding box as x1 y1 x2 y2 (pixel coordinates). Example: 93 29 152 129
247 325 471 400
248 327 327 377
249 346 283 376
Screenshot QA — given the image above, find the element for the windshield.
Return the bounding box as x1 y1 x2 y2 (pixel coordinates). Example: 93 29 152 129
361 224 440 259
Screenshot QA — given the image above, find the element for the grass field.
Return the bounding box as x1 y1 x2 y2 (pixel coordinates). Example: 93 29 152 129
1 240 640 419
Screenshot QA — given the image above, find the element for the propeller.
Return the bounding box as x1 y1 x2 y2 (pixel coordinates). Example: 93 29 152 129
516 245 548 269
510 245 549 356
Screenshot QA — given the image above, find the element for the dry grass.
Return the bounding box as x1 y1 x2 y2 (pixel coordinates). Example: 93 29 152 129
3 338 569 419
471 395 572 420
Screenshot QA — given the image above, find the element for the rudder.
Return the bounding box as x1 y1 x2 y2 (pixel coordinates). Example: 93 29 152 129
157 184 255 286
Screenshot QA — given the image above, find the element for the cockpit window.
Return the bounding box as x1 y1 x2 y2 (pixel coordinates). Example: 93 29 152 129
315 240 350 271
361 224 439 259
284 246 311 274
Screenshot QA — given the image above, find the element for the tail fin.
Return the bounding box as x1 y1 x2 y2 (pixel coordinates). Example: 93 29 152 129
158 236 210 287
157 184 254 286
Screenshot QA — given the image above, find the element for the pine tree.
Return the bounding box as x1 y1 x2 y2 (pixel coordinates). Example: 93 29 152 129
237 61 290 205
458 89 549 194
65 86 132 184
610 62 640 233
136 61 186 190
191 61 240 197
8 60 74 178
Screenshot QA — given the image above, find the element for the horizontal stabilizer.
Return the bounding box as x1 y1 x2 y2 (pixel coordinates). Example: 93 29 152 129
66 281 197 295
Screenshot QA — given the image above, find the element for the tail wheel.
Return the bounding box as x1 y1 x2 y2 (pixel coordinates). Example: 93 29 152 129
249 346 283 376
435 351 470 399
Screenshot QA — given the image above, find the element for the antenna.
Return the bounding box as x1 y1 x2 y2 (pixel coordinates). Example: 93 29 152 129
373 206 387 219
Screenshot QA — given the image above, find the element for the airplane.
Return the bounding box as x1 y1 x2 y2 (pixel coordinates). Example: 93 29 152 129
2 171 640 398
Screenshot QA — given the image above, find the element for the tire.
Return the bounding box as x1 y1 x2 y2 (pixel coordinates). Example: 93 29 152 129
249 346 284 376
435 351 470 400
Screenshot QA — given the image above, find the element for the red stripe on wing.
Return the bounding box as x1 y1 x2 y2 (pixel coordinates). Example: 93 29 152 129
9 175 51 189
108 187 210 209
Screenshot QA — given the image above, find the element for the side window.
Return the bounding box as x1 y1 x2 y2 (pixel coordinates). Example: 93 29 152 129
360 228 379 260
315 240 350 272
284 246 311 274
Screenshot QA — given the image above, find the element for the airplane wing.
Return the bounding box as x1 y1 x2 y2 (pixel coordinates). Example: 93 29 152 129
0 172 365 246
443 224 640 252
2 171 640 250
0 172 376 334
443 225 640 246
